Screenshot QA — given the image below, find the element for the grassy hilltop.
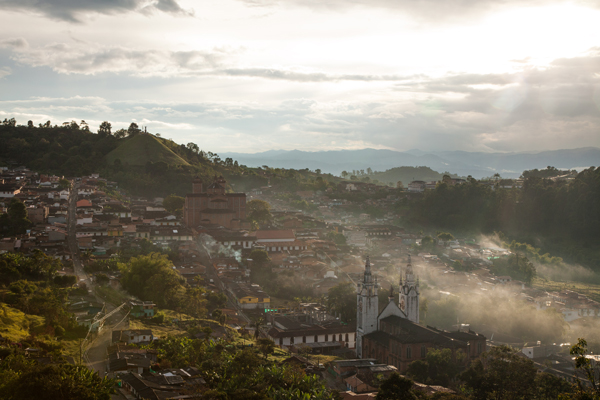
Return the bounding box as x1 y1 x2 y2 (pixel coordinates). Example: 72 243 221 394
105 133 189 167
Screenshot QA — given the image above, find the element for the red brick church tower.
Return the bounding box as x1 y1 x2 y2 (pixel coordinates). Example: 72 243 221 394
183 176 247 229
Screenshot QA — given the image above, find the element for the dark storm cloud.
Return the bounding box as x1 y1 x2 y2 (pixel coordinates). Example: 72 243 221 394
0 0 193 23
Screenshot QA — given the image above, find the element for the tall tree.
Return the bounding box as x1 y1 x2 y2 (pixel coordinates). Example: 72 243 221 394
327 282 356 323
120 253 186 308
461 346 537 400
163 194 185 216
98 121 112 136
247 200 272 228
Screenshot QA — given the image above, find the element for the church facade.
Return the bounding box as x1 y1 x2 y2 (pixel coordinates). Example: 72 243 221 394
183 176 247 229
356 256 486 372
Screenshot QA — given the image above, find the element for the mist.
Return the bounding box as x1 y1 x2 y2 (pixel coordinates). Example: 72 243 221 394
424 287 568 345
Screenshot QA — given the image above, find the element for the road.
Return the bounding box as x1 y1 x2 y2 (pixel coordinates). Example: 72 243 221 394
67 180 130 374
67 181 90 286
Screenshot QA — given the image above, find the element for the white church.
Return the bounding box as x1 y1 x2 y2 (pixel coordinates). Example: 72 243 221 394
355 255 486 371
356 255 419 358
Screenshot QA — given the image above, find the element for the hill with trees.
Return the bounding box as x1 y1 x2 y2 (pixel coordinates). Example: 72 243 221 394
366 166 462 186
0 118 344 197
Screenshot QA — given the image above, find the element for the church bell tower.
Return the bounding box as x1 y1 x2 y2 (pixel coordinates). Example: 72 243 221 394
399 254 420 324
356 256 379 358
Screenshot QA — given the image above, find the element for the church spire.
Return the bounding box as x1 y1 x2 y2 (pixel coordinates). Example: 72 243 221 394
389 284 394 303
363 256 372 283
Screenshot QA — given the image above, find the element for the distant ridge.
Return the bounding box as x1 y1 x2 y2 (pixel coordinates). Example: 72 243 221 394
105 133 190 167
221 147 600 179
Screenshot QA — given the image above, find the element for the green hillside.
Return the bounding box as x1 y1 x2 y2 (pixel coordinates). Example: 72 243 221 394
368 166 462 186
106 133 190 167
0 302 46 342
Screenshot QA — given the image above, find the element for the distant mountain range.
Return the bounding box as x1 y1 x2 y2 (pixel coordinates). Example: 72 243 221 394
221 147 600 179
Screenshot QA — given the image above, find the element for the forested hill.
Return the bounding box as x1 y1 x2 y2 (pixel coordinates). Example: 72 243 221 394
367 166 462 186
406 168 600 268
0 119 342 197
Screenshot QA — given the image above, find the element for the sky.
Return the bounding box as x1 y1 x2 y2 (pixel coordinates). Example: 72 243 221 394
1 0 600 154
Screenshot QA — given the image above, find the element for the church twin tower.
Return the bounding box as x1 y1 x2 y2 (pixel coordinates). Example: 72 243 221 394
356 255 419 358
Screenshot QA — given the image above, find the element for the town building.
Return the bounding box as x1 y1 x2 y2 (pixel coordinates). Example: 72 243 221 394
356 256 486 372
183 176 247 229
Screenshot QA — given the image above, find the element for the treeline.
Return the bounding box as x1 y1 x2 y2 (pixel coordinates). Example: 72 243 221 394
409 168 600 268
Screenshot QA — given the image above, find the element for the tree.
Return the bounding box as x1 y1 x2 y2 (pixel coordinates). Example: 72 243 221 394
120 253 186 308
533 372 574 400
571 338 600 396
315 168 321 175
341 171 349 179
248 249 272 285
249 249 270 265
98 121 112 136
247 200 272 228
397 181 404 189
406 348 463 387
0 199 32 236
186 142 199 153
461 345 537 400
95 273 109 286
127 122 141 137
421 235 435 248
163 194 185 216
437 232 454 247
114 129 126 139
376 373 418 400
58 178 71 190
0 356 114 400
256 338 275 359
183 287 208 318
327 282 356 323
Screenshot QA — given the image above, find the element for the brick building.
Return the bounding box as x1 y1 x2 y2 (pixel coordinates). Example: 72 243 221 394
183 176 247 229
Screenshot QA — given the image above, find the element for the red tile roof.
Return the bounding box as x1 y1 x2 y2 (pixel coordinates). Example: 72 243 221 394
255 230 295 240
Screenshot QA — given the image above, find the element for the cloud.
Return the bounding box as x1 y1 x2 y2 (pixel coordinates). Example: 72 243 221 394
9 44 232 77
0 67 12 79
1 48 599 154
236 0 599 22
0 37 29 49
0 0 193 23
5 41 413 81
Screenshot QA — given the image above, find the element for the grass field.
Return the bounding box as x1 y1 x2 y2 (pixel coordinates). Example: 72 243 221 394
533 277 600 302
105 133 189 167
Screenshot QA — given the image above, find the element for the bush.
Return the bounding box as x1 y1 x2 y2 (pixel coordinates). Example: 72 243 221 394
150 312 165 324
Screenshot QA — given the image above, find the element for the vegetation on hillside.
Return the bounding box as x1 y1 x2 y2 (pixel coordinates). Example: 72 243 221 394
407 168 600 269
366 166 462 187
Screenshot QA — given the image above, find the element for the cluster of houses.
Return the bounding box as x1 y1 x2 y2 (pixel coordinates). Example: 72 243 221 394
1 167 72 258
